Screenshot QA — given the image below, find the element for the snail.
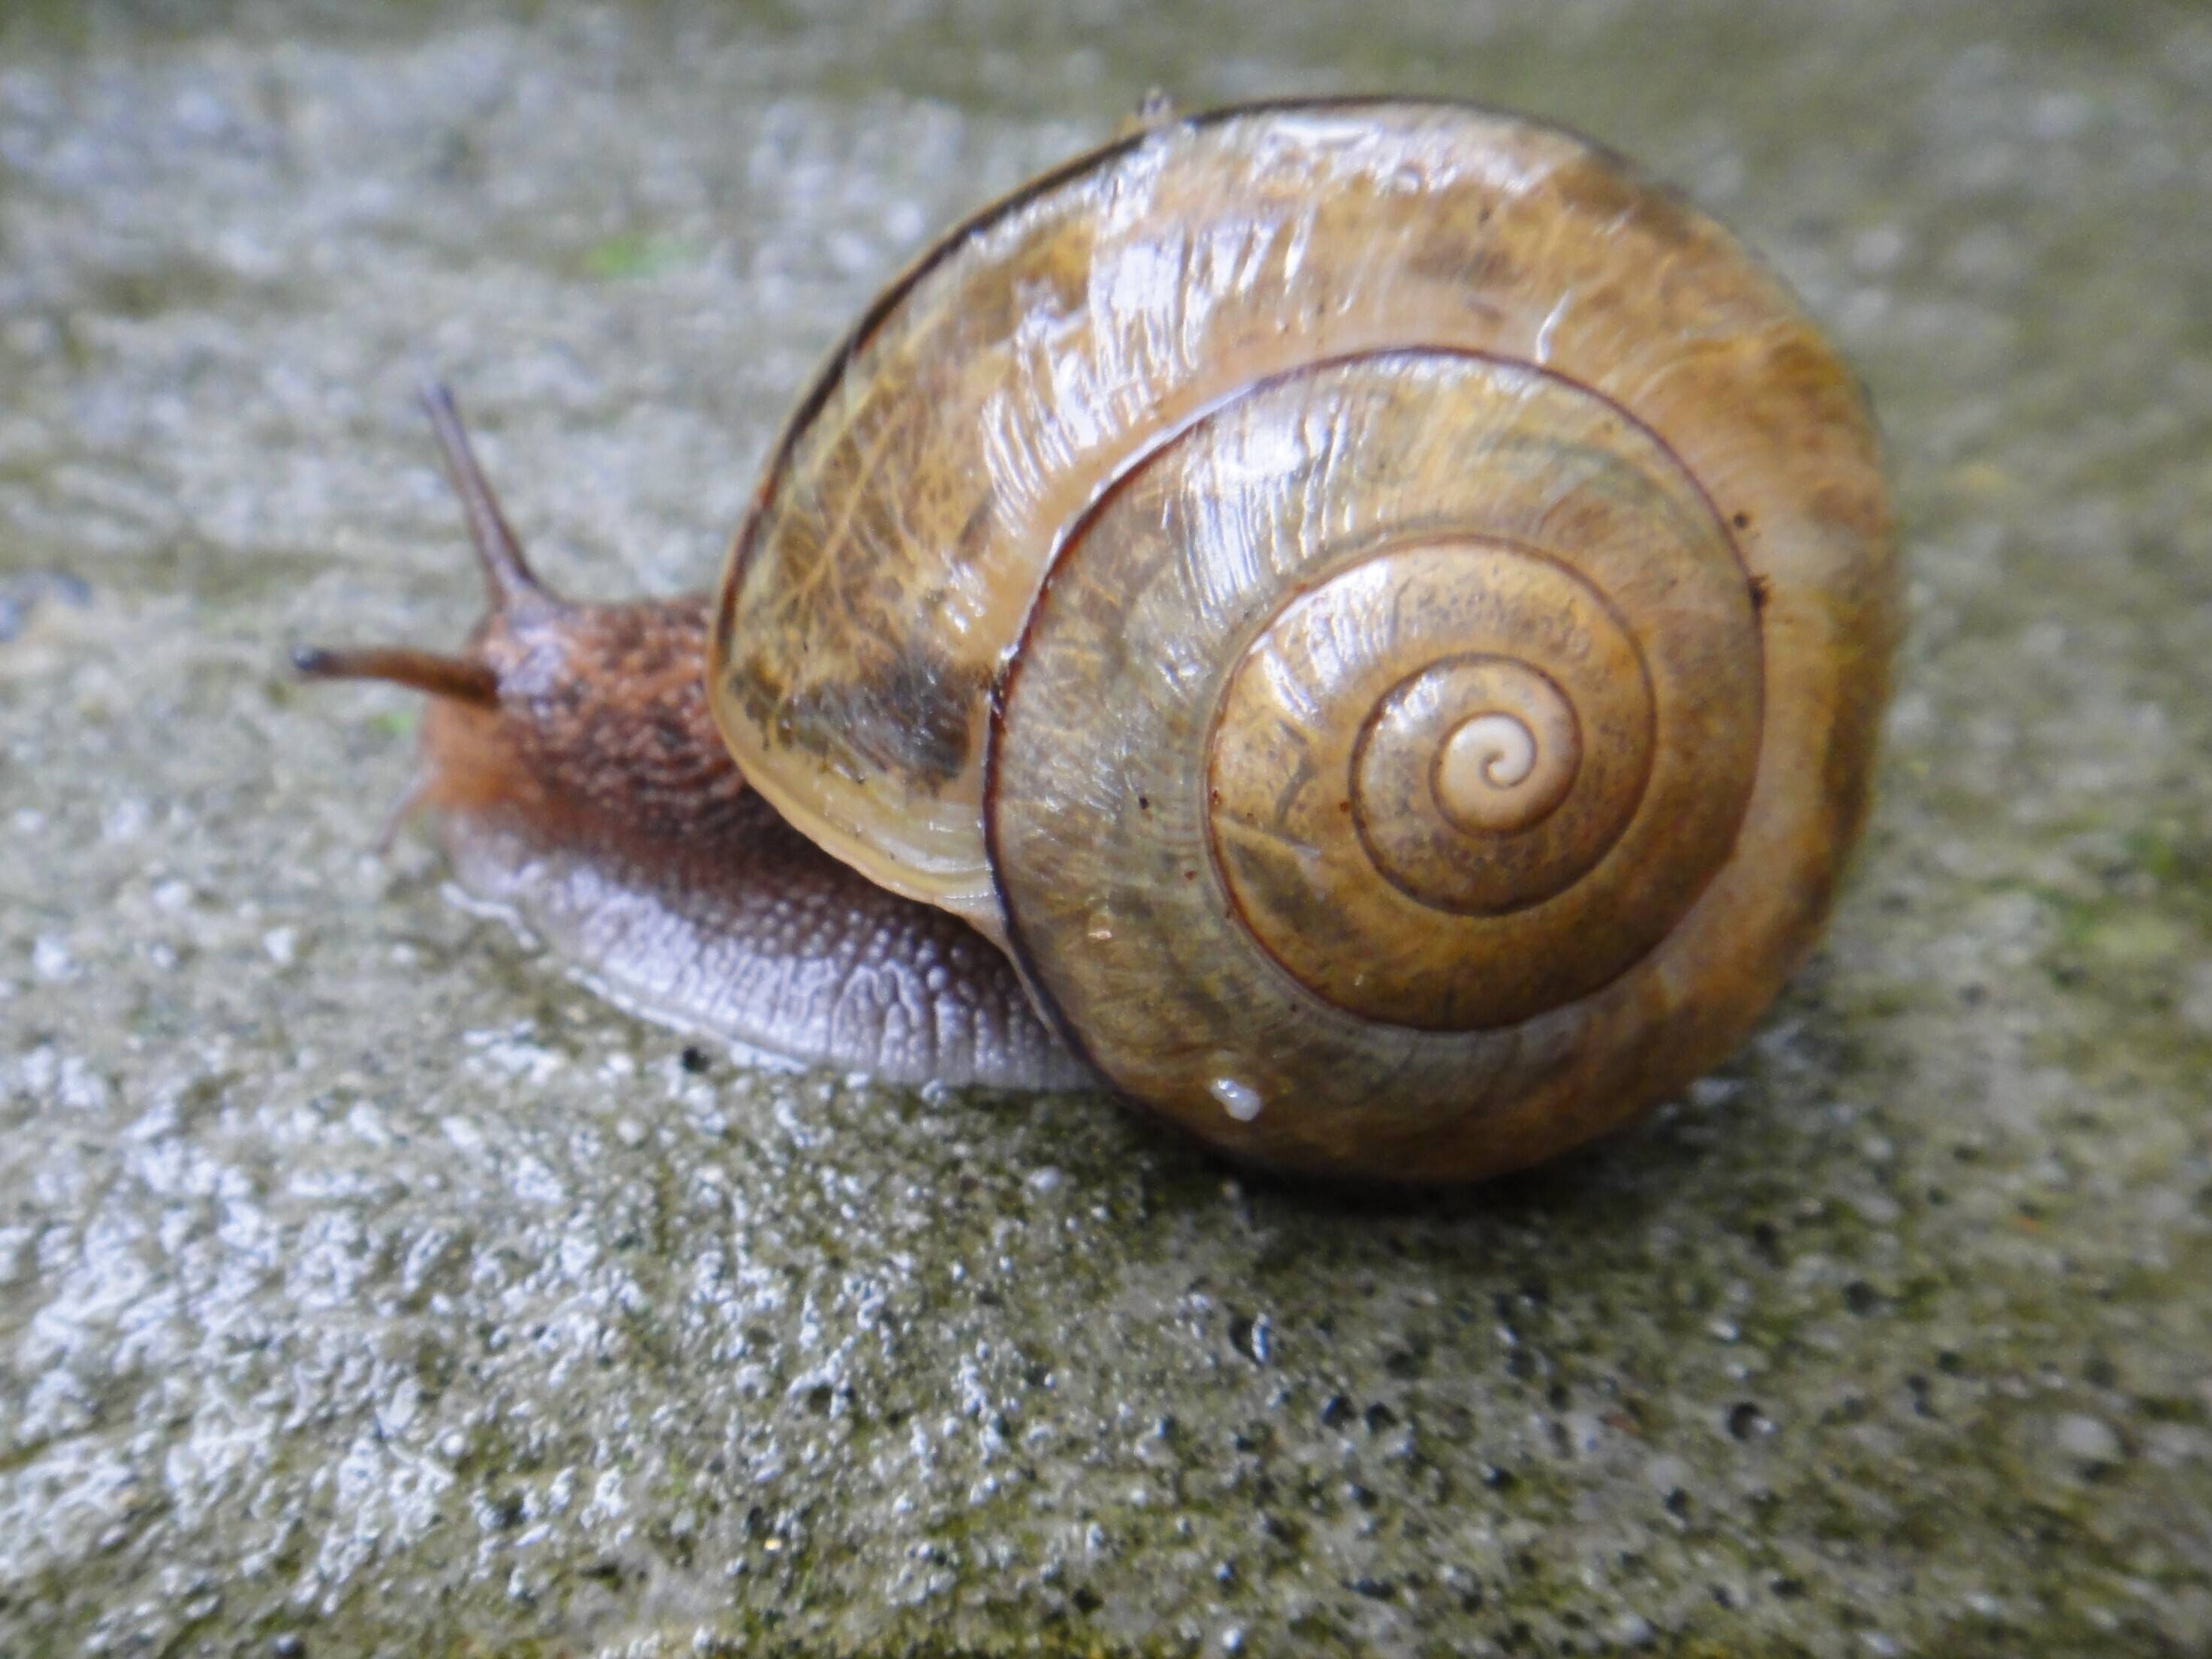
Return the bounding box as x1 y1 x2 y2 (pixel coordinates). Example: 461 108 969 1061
297 98 1897 1184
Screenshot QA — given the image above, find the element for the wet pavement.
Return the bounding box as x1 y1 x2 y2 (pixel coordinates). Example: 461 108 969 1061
2 2 2209 1654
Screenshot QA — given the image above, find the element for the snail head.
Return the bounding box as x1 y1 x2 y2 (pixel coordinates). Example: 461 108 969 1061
293 383 747 850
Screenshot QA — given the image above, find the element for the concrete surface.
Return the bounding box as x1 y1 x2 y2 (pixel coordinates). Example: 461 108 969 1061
2 2 2208 1654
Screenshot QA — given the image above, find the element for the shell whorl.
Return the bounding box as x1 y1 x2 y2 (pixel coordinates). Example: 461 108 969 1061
710 100 1896 1181
999 349 1762 1044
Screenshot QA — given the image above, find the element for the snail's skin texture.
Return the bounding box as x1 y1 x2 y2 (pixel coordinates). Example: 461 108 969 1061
299 391 1088 1093
309 101 1896 1186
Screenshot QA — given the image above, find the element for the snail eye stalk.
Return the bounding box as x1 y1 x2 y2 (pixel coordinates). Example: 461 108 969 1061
416 378 551 608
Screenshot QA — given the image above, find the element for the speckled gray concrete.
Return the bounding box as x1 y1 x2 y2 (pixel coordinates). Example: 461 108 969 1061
2 2 2208 1654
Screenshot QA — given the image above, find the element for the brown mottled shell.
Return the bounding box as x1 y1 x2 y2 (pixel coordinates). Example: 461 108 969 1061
708 100 1896 1182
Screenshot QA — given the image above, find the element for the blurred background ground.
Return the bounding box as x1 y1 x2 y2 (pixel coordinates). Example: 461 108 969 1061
2 2 2208 1654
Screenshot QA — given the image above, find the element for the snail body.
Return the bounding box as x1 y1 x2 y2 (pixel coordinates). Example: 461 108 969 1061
302 100 1897 1184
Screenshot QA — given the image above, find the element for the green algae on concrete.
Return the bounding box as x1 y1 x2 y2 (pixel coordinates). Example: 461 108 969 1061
2 2 2210 1654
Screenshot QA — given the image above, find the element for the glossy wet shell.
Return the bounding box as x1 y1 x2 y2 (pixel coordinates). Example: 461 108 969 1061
711 101 1896 1181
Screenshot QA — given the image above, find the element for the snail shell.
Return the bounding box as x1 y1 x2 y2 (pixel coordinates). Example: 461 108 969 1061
709 100 1896 1182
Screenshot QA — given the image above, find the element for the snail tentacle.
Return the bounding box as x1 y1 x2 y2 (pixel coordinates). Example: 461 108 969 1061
292 385 542 708
291 644 499 707
416 378 550 608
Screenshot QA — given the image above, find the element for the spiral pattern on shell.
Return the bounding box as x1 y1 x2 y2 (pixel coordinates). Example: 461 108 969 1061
711 100 1896 1181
